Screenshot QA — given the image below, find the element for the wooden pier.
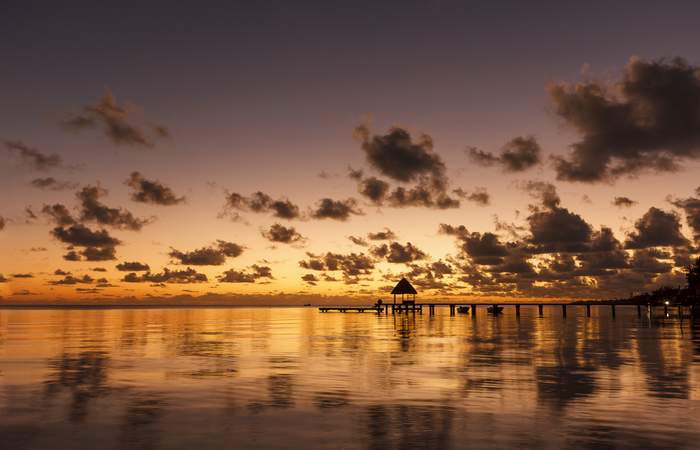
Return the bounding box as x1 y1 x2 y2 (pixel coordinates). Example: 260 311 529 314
318 302 697 318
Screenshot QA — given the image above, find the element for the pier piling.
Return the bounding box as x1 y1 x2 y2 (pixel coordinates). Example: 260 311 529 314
449 304 455 316
562 304 567 318
611 304 616 318
586 304 591 317
515 304 520 317
538 304 544 316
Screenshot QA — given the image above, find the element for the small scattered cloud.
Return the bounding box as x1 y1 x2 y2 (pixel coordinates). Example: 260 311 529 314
126 172 185 206
367 228 397 241
612 196 637 208
262 224 305 244
467 136 542 172
62 91 168 148
370 242 427 263
310 198 363 221
222 191 301 221
218 265 273 283
169 240 244 265
30 177 78 191
122 267 208 283
116 261 150 272
5 141 63 171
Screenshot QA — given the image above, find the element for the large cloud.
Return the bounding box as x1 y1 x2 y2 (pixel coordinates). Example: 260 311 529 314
62 91 167 148
126 172 185 206
218 265 273 283
169 240 244 265
352 125 462 209
5 141 63 171
468 136 542 172
222 191 300 221
625 207 690 249
550 57 700 182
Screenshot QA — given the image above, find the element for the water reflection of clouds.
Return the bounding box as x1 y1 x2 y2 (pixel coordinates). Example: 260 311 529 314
0 307 699 449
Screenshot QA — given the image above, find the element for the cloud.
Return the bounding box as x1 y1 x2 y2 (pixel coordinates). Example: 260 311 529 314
222 191 300 221
51 223 121 261
126 172 185 206
370 242 427 263
612 196 637 208
54 269 70 275
41 204 76 226
169 240 244 265
116 261 150 272
0 274 7 282
12 273 33 278
347 236 368 246
77 185 150 231
355 124 446 184
30 177 78 191
62 91 167 147
454 187 490 206
299 252 375 277
625 207 690 249
5 141 63 171
122 267 208 283
218 265 273 283
367 228 397 241
262 224 305 244
310 198 362 221
353 125 461 209
670 191 700 242
467 136 542 172
49 274 94 285
0 216 5 231
439 224 510 265
549 57 700 182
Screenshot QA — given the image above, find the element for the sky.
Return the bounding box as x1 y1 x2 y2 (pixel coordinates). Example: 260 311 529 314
1 1 700 304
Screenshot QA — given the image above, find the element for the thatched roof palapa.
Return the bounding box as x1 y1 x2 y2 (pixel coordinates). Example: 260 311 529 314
391 278 417 295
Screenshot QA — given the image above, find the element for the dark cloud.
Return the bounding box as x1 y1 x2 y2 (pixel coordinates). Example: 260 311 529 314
12 273 33 278
0 274 7 282
355 124 446 184
41 204 76 226
454 187 490 206
51 224 121 261
92 267 107 272
62 91 166 147
49 274 94 285
629 249 673 274
439 224 510 265
625 207 690 249
301 274 318 285
299 252 375 277
670 191 700 242
116 261 150 272
262 224 305 244
550 57 700 182
54 269 70 276
353 125 461 209
310 198 362 221
370 242 427 263
612 196 637 208
77 186 150 231
122 267 208 284
126 172 185 206
30 177 78 191
218 265 273 283
358 177 390 203
169 240 244 265
5 141 63 171
367 228 397 241
222 191 300 221
30 247 48 252
0 216 5 231
468 136 542 172
348 236 368 246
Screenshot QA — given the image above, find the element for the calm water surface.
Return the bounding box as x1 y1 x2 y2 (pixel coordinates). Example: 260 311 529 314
1 306 699 450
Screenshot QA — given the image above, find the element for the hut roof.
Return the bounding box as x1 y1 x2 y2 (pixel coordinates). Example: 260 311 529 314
391 278 417 295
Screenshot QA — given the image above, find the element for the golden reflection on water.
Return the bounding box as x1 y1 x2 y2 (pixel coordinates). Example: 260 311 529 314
1 306 700 450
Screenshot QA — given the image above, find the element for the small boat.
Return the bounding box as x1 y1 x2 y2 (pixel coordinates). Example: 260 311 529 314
457 306 470 314
487 306 504 314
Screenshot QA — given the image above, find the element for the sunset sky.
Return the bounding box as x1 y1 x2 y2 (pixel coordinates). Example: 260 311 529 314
2 1 700 303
